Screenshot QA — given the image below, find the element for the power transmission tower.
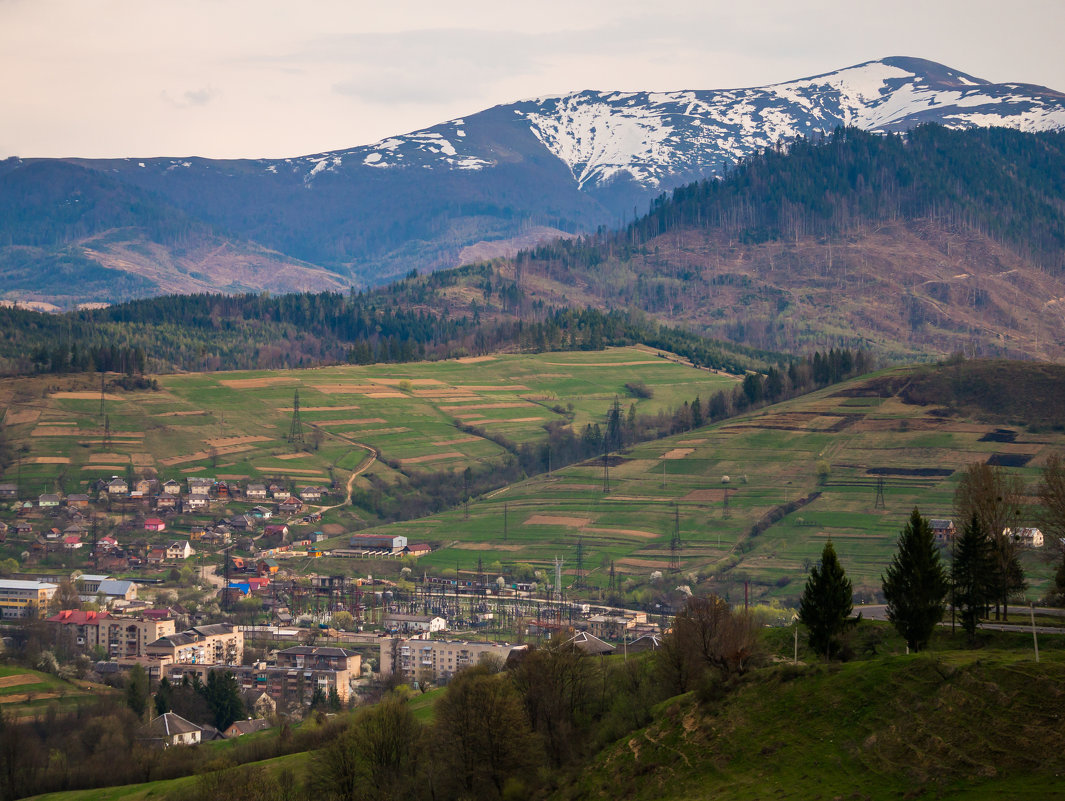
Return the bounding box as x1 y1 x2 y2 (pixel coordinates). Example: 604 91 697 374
574 537 585 589
102 415 112 451
874 475 886 509
608 560 616 593
554 556 563 603
288 389 304 445
99 374 106 418
669 503 682 572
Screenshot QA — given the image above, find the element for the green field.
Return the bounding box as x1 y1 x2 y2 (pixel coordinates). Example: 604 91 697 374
1 346 736 498
0 664 111 718
334 365 1064 602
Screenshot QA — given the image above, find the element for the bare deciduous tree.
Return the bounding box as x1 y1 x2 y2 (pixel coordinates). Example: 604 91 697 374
954 463 1025 619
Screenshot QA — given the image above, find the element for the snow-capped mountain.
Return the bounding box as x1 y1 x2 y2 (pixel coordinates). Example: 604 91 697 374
289 56 1065 192
5 56 1065 300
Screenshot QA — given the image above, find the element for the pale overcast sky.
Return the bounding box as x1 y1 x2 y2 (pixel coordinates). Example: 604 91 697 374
2 0 1063 160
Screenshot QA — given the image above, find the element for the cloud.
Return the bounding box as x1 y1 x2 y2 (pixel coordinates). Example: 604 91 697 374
160 87 217 109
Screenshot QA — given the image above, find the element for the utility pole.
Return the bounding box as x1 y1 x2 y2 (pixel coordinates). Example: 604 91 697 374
574 537 585 589
602 444 610 493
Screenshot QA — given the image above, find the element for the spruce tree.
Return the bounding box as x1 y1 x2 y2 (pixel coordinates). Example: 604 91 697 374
952 514 995 643
882 508 949 652
798 541 853 660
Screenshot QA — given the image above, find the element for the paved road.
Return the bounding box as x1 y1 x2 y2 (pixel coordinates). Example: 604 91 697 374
858 603 1065 635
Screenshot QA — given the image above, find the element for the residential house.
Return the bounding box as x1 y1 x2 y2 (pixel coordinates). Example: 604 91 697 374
62 535 83 550
224 718 272 738
147 548 167 566
930 519 957 546
144 518 166 532
38 493 61 508
166 541 195 560
298 486 323 502
0 484 17 499
566 631 615 656
276 497 303 515
65 494 90 509
349 534 407 552
403 543 432 557
383 612 448 634
134 479 157 495
1007 527 1045 548
155 495 178 511
142 713 201 748
162 479 182 495
587 614 638 641
256 559 279 576
250 505 273 520
229 514 256 531
182 496 209 512
13 522 33 536
245 484 268 500
268 483 289 499
263 524 289 541
97 579 138 603
106 477 129 495
188 478 212 496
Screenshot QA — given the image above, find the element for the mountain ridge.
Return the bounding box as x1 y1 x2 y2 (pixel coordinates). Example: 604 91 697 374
3 57 1065 302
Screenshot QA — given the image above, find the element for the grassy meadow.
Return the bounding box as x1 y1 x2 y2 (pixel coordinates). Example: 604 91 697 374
336 365 1065 602
1 346 736 497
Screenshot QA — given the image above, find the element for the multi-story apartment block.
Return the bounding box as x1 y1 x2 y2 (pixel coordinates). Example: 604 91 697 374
146 623 243 666
47 610 176 657
0 579 57 619
379 638 526 683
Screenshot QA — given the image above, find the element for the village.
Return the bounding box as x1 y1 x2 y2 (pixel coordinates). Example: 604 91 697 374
0 472 676 747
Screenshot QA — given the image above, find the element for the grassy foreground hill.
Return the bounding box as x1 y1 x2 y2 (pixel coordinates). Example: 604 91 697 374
563 650 1065 801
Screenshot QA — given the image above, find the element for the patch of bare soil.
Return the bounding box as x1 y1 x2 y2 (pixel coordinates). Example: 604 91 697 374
582 527 659 539
218 377 293 389
662 448 695 459
205 435 271 448
51 392 124 400
523 515 592 528
275 452 314 460
439 402 532 411
31 457 71 464
401 452 465 464
3 409 40 425
616 558 672 568
313 418 388 427
0 675 41 689
479 417 544 424
432 437 481 446
453 385 530 391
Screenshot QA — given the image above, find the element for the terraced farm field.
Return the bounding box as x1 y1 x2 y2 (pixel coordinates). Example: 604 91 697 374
333 365 1065 602
1 346 737 496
